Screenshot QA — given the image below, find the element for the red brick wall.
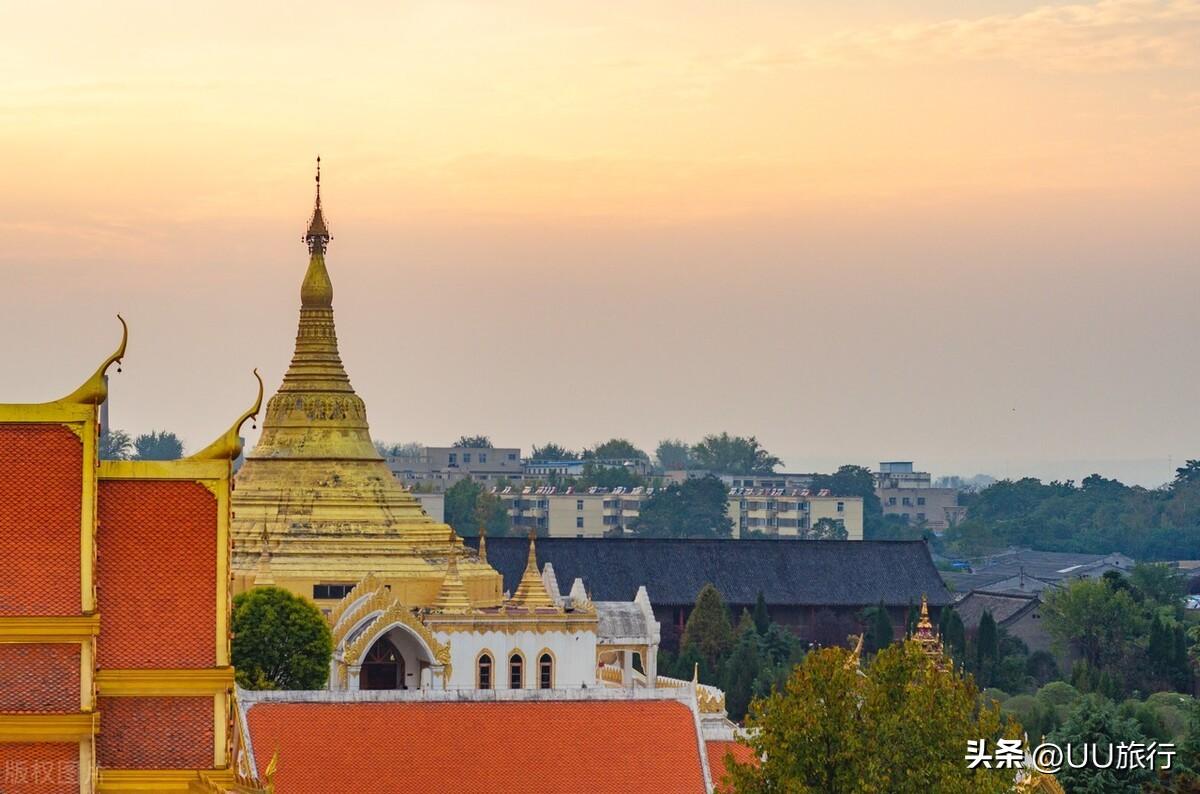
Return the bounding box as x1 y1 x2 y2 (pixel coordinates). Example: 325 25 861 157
0 424 83 616
96 696 213 769
97 480 217 668
0 643 80 713
0 743 80 793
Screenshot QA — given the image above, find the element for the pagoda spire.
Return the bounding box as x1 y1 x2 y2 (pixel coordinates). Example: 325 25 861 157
477 523 488 564
305 156 331 254
510 529 557 610
433 544 473 613
245 159 380 461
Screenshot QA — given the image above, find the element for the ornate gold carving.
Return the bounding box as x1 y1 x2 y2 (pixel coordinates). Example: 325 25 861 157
343 598 446 665
436 639 452 686
327 572 382 629
697 686 726 714
331 588 391 647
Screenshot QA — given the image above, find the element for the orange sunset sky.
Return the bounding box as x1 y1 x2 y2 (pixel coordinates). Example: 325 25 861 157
2 0 1198 485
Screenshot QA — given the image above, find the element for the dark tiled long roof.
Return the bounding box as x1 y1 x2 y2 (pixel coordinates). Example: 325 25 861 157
471 537 951 608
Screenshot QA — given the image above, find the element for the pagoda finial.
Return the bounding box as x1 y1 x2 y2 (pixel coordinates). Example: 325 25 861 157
304 156 331 254
477 522 488 564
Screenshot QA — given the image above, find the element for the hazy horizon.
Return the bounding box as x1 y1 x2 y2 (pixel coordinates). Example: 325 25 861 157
3 0 1197 489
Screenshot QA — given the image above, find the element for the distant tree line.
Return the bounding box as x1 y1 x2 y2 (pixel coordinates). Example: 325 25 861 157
100 428 184 460
943 461 1200 560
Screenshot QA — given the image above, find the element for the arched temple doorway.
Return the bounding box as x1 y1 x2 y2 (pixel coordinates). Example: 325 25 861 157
361 636 407 690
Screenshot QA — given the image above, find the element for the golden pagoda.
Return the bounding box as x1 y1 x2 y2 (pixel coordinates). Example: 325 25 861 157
231 160 502 608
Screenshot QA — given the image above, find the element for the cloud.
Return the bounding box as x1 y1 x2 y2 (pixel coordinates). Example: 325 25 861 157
738 0 1200 73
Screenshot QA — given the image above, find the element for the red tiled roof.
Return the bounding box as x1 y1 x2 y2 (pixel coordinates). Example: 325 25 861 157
0 643 80 713
96 696 214 769
0 742 79 793
246 699 708 794
0 424 82 616
97 480 217 668
706 740 757 793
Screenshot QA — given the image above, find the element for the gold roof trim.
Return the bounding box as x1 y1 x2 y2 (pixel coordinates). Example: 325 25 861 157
343 599 446 665
58 315 127 407
189 370 264 461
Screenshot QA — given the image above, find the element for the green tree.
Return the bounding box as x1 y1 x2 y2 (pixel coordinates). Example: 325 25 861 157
863 604 893 654
975 611 999 687
472 488 510 538
444 478 482 534
1042 578 1144 671
231 587 333 690
722 625 762 722
690 433 781 475
1130 563 1186 609
805 517 849 540
752 592 770 636
728 641 1018 794
99 428 132 460
375 440 422 457
583 438 648 461
632 476 732 538
682 584 735 671
132 430 184 460
1049 695 1154 792
453 435 492 448
530 442 577 460
656 438 691 470
577 461 644 490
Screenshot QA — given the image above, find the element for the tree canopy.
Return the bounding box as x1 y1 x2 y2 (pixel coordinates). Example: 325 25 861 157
632 476 733 538
132 430 184 460
690 433 780 475
656 438 691 470
530 442 577 460
452 435 492 448
943 469 1200 560
583 438 649 461
681 584 735 670
727 641 1019 794
444 478 510 537
99 428 133 460
231 586 333 690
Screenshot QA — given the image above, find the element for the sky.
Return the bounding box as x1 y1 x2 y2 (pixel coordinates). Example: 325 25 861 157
2 0 1198 486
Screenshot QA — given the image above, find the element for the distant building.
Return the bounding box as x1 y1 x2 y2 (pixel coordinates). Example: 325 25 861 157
942 549 1136 596
524 458 652 479
954 590 1052 655
386 445 524 492
472 536 951 648
492 485 864 540
874 461 965 533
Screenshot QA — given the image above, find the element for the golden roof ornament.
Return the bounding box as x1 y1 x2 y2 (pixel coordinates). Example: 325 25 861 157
509 529 557 610
189 369 264 462
477 523 488 564
913 594 945 663
432 544 473 614
58 315 127 407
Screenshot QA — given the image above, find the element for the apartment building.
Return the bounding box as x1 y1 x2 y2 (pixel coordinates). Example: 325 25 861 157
386 445 523 492
493 485 864 540
874 461 964 533
727 489 864 540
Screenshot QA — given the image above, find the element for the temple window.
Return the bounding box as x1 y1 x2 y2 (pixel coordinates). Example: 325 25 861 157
509 653 523 688
478 653 493 689
539 653 553 689
312 583 354 600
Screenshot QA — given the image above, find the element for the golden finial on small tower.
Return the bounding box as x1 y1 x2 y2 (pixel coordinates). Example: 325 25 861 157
477 522 488 564
509 527 557 610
